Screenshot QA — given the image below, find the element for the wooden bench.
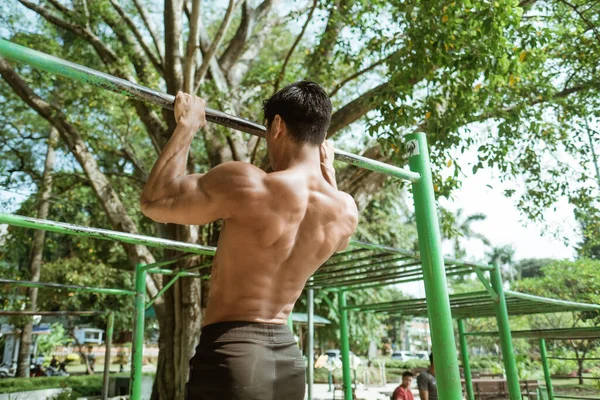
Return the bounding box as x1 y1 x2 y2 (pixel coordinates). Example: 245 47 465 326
462 378 539 399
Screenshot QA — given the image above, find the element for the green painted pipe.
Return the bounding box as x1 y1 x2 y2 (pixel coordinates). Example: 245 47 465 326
539 338 555 400
338 290 353 400
0 39 420 182
490 264 522 400
102 312 115 400
145 273 182 310
0 213 215 255
130 264 147 400
0 278 135 296
458 319 475 400
407 132 463 400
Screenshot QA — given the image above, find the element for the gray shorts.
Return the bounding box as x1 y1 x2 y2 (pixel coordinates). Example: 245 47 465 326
186 321 305 400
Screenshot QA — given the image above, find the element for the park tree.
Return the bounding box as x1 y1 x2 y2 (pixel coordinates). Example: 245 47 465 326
516 259 600 384
1 1 600 398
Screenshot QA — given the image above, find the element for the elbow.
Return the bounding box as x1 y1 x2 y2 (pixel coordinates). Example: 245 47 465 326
139 197 165 223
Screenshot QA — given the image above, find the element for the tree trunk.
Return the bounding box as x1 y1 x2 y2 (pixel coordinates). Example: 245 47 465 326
577 357 584 385
15 127 58 377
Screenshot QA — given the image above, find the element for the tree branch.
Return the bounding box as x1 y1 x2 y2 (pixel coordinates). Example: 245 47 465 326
18 0 118 66
108 0 164 75
328 82 392 136
44 0 73 16
194 0 240 92
183 0 202 93
0 57 161 302
132 0 165 65
164 0 185 98
272 0 318 94
219 0 276 74
329 54 393 98
557 0 600 44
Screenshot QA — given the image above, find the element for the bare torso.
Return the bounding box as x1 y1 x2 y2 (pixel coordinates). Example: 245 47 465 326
203 167 355 325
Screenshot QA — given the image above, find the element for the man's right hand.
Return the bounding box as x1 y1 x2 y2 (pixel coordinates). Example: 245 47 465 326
174 91 207 129
320 140 337 189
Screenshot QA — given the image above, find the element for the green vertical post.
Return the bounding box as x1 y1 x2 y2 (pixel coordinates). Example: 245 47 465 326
102 312 115 400
490 264 522 400
407 132 462 400
539 338 554 400
130 264 147 400
457 319 474 400
307 286 315 400
338 290 352 400
287 313 294 331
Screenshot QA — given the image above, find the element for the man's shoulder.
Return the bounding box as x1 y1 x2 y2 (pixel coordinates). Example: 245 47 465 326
213 161 266 177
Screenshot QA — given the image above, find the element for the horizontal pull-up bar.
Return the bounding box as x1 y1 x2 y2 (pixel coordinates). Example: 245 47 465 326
0 213 216 255
0 310 107 316
0 278 135 296
0 39 420 182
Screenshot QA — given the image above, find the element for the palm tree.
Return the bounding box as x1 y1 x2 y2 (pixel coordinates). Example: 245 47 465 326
449 209 491 259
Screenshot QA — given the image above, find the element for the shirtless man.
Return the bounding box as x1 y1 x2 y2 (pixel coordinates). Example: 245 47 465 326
140 81 358 400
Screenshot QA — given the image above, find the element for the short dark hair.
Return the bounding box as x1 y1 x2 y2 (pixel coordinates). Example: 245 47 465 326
263 81 332 145
402 371 414 378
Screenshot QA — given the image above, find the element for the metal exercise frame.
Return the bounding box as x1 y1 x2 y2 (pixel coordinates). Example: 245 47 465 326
342 268 600 400
0 39 465 400
0 282 125 400
464 327 600 400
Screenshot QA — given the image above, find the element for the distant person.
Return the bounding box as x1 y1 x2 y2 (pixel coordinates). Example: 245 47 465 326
417 353 437 400
392 371 414 400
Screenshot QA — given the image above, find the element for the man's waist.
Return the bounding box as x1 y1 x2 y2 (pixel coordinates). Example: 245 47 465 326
200 320 294 344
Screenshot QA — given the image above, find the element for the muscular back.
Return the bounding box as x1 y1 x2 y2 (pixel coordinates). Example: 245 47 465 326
203 164 357 326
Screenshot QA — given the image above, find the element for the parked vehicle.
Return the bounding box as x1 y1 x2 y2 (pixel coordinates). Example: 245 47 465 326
413 351 429 361
45 359 71 377
391 350 413 361
0 362 16 378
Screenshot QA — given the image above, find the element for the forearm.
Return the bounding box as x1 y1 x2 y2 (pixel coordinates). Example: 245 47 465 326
141 122 198 204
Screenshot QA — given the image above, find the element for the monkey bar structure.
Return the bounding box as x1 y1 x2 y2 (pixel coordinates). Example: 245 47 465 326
0 38 496 400
341 277 600 400
0 296 118 400
464 327 600 400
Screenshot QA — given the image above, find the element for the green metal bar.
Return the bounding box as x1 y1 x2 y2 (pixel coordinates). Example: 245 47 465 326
0 278 135 296
338 290 353 400
490 264 522 400
407 132 462 400
321 293 339 316
330 268 471 291
505 290 600 311
307 283 315 400
102 312 115 400
0 213 215 255
145 273 182 310
146 268 177 275
465 327 600 340
312 261 424 283
473 268 498 301
130 264 146 400
320 253 395 270
0 39 418 182
457 319 475 400
287 313 294 331
540 338 555 400
349 240 493 270
141 254 195 270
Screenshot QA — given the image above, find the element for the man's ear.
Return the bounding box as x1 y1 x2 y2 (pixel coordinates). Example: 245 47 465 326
272 114 285 139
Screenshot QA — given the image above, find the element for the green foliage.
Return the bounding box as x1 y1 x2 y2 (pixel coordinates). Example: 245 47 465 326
383 359 429 370
37 323 73 357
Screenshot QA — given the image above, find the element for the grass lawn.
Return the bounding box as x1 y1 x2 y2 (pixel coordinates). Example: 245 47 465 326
552 377 600 398
0 375 103 395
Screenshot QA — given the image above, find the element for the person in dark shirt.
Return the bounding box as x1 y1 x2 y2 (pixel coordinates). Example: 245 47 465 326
417 353 437 400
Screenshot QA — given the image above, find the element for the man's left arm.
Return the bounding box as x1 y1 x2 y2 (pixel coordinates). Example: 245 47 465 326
140 92 265 225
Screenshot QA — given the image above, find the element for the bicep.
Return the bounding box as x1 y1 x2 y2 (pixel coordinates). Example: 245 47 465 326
142 162 265 226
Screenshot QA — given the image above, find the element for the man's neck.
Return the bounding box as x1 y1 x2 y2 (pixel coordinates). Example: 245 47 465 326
271 142 321 173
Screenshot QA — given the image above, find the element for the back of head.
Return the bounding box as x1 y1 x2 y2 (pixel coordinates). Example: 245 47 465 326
263 81 332 145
